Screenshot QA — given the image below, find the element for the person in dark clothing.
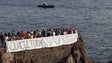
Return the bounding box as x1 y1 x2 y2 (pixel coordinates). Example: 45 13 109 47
54 28 58 35
0 32 4 46
47 29 50 36
7 32 11 41
33 30 36 38
12 31 16 36
55 28 59 35
17 31 21 39
68 28 72 34
56 28 62 35
49 29 53 36
42 29 45 37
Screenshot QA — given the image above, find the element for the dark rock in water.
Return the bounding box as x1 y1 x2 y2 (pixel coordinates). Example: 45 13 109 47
0 35 93 63
107 60 112 63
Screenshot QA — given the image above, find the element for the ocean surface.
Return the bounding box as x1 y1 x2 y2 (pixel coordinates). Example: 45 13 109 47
0 0 112 63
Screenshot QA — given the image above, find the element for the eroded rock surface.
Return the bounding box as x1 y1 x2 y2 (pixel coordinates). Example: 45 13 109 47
0 35 93 63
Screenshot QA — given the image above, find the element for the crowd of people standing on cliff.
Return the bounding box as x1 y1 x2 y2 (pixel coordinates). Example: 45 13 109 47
0 27 76 43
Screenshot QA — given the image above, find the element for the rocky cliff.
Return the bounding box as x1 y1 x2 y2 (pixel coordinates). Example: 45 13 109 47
0 35 93 63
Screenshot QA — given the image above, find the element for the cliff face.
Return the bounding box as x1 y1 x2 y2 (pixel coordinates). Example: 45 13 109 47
0 35 93 63
66 35 93 63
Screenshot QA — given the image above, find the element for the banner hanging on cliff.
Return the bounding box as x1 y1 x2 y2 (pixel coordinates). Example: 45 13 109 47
6 33 78 52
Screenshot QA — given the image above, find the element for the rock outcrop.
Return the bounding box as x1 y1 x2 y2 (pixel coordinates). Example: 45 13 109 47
66 35 93 63
0 35 93 63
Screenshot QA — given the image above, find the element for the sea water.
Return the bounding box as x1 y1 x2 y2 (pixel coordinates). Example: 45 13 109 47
0 0 112 63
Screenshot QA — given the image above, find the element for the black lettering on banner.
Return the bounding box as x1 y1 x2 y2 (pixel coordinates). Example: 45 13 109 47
33 40 39 47
30 40 35 48
70 34 75 42
17 41 25 49
8 42 16 51
65 35 70 42
55 36 60 44
25 40 31 49
6 34 77 52
60 35 65 43
38 39 43 47
42 38 48 47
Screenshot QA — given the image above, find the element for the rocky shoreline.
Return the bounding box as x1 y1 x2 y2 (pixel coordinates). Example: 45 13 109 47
0 35 93 63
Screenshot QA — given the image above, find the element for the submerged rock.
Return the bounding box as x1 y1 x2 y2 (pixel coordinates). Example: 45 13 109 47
107 60 112 63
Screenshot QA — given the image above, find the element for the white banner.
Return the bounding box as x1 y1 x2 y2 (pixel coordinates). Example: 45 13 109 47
6 33 78 52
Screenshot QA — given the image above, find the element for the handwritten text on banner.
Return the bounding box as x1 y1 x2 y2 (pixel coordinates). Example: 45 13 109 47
6 33 78 52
